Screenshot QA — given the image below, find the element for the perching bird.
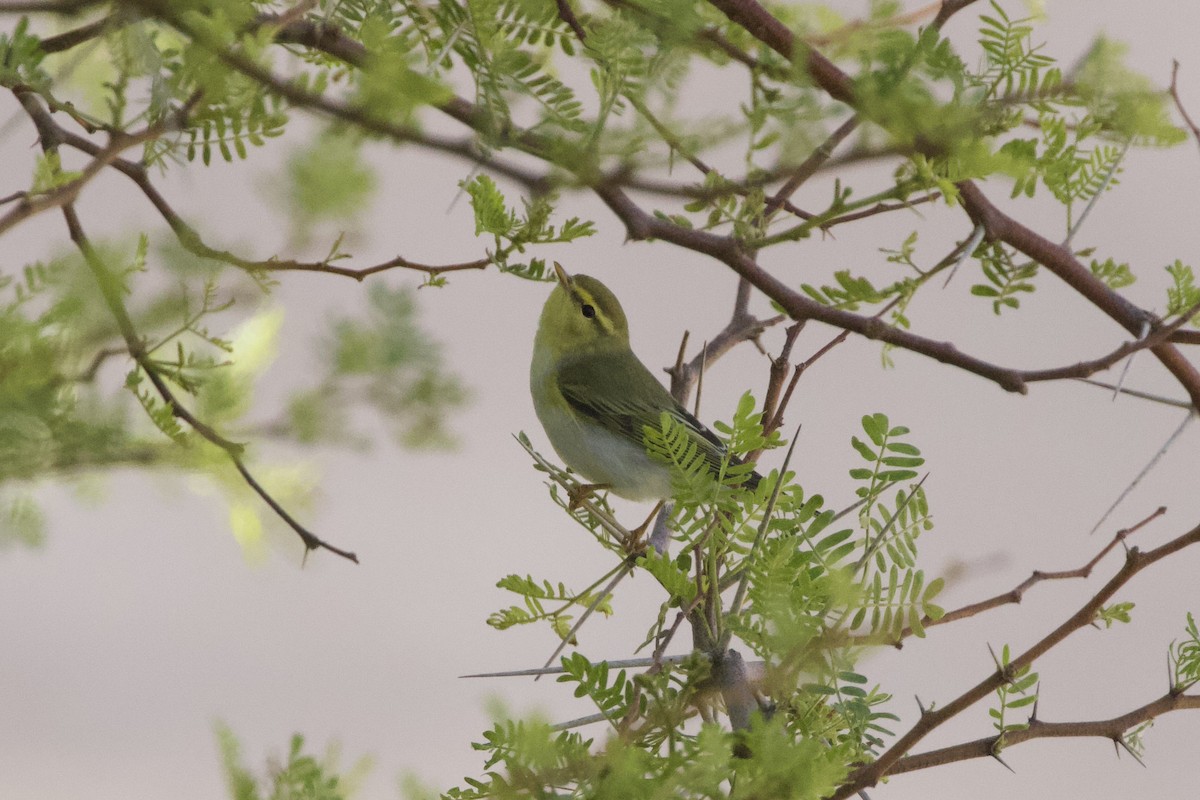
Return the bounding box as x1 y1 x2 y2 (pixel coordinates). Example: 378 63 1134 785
530 263 760 504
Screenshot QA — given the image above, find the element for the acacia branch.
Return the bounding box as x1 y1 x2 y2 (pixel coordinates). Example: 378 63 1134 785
1019 300 1200 384
63 199 358 562
0 0 101 12
830 517 1200 798
123 1 1200 410
19 91 493 280
888 690 1200 776
666 277 784 405
1169 60 1200 154
957 182 1200 410
15 90 358 563
849 506 1167 648
704 0 1200 410
593 182 1032 391
0 86 192 238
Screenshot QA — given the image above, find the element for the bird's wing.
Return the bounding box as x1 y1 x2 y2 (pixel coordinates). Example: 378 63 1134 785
555 350 732 478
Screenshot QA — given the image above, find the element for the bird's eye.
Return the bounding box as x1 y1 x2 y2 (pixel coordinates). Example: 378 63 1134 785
581 304 596 319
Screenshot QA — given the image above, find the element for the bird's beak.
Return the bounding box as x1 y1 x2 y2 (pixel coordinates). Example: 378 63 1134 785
552 261 572 288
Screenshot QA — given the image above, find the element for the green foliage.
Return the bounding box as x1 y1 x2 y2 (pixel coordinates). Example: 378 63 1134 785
846 414 937 641
185 95 288 166
1091 257 1136 290
289 284 468 448
488 575 614 640
0 239 465 552
216 724 371 800
971 241 1037 314
639 547 699 605
1096 601 1135 628
1165 260 1200 323
1170 612 1200 692
643 411 726 507
557 652 637 723
849 413 924 496
0 492 46 548
0 252 158 497
1073 38 1187 146
463 175 595 275
801 270 887 311
0 17 49 90
283 129 378 227
988 644 1039 742
977 2 1056 100
506 404 938 796
31 151 82 193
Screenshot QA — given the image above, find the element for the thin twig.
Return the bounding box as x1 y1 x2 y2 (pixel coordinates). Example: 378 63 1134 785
535 560 635 679
1169 61 1200 155
1088 414 1194 535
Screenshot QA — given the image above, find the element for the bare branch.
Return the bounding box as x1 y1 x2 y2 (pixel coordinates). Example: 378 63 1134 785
30 105 494 280
0 0 102 12
0 87 191 237
14 90 359 563
958 181 1200 410
888 690 1200 777
667 277 783 405
831 517 1200 799
855 507 1167 647
1169 60 1200 155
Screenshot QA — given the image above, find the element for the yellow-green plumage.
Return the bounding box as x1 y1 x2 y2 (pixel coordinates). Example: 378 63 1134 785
530 264 759 501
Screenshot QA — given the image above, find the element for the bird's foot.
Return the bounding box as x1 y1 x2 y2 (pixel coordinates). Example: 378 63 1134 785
626 500 665 553
566 482 609 511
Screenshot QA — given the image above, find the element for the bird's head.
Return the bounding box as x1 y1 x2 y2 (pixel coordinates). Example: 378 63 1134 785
535 263 630 358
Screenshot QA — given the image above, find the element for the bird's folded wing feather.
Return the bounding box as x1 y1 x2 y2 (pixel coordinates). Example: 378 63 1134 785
555 351 730 476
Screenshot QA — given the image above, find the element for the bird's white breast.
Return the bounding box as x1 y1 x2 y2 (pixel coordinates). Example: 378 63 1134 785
530 352 672 502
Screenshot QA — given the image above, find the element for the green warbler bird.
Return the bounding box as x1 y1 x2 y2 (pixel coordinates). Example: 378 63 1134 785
530 263 761 504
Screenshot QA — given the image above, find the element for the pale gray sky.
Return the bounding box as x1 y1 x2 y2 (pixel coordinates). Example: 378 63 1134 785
2 2 1199 799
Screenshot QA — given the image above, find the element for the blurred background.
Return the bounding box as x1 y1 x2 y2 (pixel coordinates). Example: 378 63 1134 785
2 2 1199 798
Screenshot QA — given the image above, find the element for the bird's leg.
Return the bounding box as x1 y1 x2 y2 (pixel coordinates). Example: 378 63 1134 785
567 482 609 511
627 501 665 550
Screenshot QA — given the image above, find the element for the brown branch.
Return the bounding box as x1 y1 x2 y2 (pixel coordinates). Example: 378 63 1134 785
24 98 494 280
757 321 805 438
38 12 125 52
705 0 853 103
613 144 913 201
855 507 1166 647
66 204 359 562
15 90 358 563
264 5 818 226
0 0 101 12
0 86 192 237
957 181 1200 410
129 2 567 195
931 0 986 30
553 0 588 42
823 192 941 228
830 517 1200 799
763 116 860 221
593 182 1032 392
75 345 127 382
888 690 1200 777
264 12 368 66
47 0 1190 411
702 0 1200 410
1169 60 1200 155
667 277 783 405
1020 299 1200 384
1170 328 1200 345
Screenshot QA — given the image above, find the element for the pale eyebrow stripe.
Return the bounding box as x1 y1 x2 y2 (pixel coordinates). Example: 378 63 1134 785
570 286 615 335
